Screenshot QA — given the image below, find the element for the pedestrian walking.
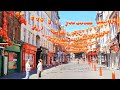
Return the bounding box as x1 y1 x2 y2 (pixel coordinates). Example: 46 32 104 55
37 59 43 79
25 59 31 79
77 58 79 64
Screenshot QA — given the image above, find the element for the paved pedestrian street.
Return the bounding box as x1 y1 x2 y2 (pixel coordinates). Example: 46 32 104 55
26 61 120 79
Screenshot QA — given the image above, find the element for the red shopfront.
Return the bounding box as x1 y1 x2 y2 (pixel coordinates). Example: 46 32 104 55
22 43 37 72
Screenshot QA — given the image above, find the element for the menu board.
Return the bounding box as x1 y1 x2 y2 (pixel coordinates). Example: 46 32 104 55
8 52 17 69
8 61 17 69
9 53 13 61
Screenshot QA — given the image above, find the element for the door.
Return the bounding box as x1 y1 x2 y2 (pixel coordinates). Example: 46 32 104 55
4 56 8 75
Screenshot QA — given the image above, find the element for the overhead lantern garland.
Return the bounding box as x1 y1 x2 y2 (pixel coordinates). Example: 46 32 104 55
65 21 93 26
0 11 13 47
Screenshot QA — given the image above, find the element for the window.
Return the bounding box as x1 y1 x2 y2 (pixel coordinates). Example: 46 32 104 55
103 38 104 43
24 11 26 20
41 12 43 18
15 27 19 41
25 53 28 60
28 31 30 43
32 34 34 45
37 21 39 29
8 52 18 70
37 11 39 16
28 12 31 25
112 24 114 34
44 40 45 46
32 19 34 27
24 28 26 42
13 28 15 41
45 17 47 24
43 26 45 35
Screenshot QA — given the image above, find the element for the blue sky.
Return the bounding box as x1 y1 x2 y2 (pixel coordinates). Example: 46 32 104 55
59 11 97 33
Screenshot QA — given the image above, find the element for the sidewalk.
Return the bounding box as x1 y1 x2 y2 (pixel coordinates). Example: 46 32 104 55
83 60 120 79
28 63 69 79
0 64 61 79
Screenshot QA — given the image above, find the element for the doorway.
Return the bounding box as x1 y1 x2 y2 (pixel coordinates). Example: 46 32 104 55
4 56 8 75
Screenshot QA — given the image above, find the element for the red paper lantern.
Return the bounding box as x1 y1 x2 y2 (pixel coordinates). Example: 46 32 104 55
2 24 7 30
3 11 7 17
79 22 83 25
48 19 51 24
89 28 92 31
9 11 14 17
19 17 24 24
32 27 35 30
3 17 7 24
0 30 3 37
40 18 44 22
35 28 38 31
72 22 75 25
16 12 20 17
31 16 34 21
65 23 68 26
55 20 58 25
84 22 87 25
76 22 79 25
36 17 39 22
40 26 43 30
23 20 27 25
20 12 24 17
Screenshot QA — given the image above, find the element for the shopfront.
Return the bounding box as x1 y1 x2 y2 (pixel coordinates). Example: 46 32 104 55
47 51 53 65
40 47 48 66
22 43 37 72
87 51 97 63
3 44 21 75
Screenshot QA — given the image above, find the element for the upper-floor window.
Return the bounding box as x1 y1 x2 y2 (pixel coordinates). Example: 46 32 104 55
24 11 26 20
32 34 34 45
24 28 26 42
37 21 39 29
32 19 34 27
45 17 47 24
28 31 31 43
37 11 39 16
28 12 31 25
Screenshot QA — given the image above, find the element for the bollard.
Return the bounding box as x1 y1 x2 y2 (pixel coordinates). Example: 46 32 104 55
99 67 102 76
112 71 115 79
92 62 93 68
94 64 96 71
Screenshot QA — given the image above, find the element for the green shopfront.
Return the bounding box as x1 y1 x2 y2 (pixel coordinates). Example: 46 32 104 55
0 43 21 76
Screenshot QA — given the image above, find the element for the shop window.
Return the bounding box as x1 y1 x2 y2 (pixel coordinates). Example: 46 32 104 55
8 52 17 70
25 53 28 61
29 54 34 67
